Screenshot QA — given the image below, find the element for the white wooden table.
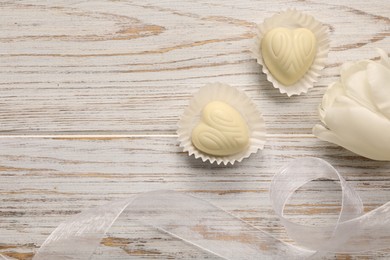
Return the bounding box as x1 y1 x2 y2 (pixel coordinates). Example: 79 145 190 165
0 1 389 259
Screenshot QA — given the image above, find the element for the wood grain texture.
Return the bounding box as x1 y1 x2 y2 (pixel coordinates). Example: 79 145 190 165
1 0 389 134
0 0 389 259
1 136 390 259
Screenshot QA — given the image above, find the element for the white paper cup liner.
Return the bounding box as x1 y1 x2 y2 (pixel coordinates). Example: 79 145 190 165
177 83 266 165
252 9 330 96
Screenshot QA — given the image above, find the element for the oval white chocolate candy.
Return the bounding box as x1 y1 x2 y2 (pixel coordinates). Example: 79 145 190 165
191 101 249 156
261 27 317 86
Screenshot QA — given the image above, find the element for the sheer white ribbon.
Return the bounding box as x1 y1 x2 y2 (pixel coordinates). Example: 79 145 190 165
30 157 389 259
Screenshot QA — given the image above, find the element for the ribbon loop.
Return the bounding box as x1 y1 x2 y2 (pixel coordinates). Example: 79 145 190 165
33 158 390 259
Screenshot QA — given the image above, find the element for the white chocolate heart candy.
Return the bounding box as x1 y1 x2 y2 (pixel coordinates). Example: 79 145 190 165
261 27 317 86
191 101 249 156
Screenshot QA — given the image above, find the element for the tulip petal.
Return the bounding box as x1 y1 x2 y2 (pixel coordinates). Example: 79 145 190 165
319 82 344 124
341 60 377 112
340 61 367 84
340 61 355 74
315 96 390 161
367 62 390 119
377 48 390 69
321 82 344 111
312 124 345 149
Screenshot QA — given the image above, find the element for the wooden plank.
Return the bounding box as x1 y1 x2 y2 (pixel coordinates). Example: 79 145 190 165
0 0 389 134
1 0 389 259
0 136 389 259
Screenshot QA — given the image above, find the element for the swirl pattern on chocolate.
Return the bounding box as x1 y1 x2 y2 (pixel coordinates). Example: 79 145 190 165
261 27 317 86
191 101 249 156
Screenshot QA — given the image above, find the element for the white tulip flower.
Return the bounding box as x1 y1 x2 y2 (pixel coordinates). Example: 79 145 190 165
313 49 390 160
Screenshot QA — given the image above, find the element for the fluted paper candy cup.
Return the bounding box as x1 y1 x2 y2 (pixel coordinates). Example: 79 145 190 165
252 9 329 96
313 49 390 161
177 83 266 165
